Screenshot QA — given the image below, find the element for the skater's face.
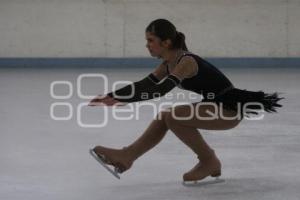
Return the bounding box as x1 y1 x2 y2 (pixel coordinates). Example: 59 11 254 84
145 32 171 58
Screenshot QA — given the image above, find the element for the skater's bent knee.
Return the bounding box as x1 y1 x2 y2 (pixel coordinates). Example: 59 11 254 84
155 109 171 121
164 111 178 128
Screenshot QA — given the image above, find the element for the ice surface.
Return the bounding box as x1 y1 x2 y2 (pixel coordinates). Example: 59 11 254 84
0 67 299 200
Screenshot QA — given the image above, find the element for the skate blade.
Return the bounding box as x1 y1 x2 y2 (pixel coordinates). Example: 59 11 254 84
182 177 225 187
89 149 121 179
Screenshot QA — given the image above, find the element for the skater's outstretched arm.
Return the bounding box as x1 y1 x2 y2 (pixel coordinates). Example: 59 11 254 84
89 57 197 105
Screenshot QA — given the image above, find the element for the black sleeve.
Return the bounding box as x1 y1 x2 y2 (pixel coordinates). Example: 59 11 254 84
107 74 181 103
106 73 159 99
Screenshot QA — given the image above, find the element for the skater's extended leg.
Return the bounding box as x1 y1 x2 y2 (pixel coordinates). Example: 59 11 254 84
93 111 170 172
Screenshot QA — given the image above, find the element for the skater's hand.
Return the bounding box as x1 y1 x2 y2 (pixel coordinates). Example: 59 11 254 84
88 95 126 106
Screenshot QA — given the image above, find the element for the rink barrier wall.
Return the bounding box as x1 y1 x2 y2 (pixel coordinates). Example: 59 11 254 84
0 58 299 68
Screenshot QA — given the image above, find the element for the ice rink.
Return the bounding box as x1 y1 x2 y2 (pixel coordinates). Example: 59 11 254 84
1 66 299 200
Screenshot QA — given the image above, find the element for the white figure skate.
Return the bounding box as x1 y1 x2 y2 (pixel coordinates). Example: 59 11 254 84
89 149 121 179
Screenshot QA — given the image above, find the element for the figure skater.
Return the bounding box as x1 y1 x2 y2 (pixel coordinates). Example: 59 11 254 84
89 19 283 182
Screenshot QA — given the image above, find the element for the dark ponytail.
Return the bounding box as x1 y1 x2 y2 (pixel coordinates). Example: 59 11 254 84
146 19 188 51
174 31 188 51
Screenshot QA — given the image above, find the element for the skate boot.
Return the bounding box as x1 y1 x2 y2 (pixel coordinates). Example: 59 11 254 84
90 146 133 179
182 152 224 186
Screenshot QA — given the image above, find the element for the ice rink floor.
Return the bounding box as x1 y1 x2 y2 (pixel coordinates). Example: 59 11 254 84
1 66 300 200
